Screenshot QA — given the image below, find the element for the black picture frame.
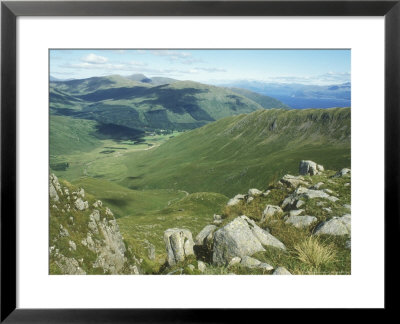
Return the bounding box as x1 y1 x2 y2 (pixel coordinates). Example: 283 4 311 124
1 0 399 322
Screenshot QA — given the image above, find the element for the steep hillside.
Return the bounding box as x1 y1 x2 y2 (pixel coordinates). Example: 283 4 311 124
50 75 289 133
50 115 102 156
120 108 351 197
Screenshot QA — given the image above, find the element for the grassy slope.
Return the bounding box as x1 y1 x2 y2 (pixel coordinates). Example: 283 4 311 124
50 115 102 156
120 108 351 197
73 177 186 219
117 191 228 270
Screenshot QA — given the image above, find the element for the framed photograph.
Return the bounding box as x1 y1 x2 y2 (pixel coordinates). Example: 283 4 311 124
1 0 398 321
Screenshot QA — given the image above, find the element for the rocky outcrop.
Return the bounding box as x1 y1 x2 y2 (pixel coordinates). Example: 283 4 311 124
248 188 262 197
164 228 195 266
261 205 282 221
299 160 324 176
314 214 351 236
212 216 285 266
49 173 139 275
74 198 89 211
49 174 62 202
282 186 338 210
227 194 246 206
280 174 308 189
53 253 86 275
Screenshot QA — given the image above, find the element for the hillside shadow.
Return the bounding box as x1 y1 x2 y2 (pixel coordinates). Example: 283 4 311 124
77 86 149 102
141 86 214 121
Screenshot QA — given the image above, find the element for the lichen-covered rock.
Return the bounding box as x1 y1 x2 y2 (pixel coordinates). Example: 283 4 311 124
50 183 59 202
314 214 351 236
164 228 195 266
198 261 206 272
212 216 265 265
240 256 273 271
261 205 283 221
285 215 318 228
93 200 103 208
262 190 271 197
248 188 262 197
289 209 304 217
333 168 351 178
195 225 217 246
299 160 322 176
59 224 69 237
213 214 223 225
282 186 338 209
69 240 76 251
228 257 242 267
74 198 89 211
212 216 285 265
54 253 86 275
311 182 324 190
227 194 245 206
273 267 292 275
280 174 308 188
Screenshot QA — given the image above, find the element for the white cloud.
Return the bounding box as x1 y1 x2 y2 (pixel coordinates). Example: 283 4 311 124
260 72 350 85
81 53 108 64
146 50 202 64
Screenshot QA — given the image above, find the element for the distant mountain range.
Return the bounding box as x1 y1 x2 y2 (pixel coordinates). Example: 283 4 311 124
50 74 289 139
218 81 351 109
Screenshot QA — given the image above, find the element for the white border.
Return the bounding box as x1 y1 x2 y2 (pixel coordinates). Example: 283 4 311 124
17 17 384 308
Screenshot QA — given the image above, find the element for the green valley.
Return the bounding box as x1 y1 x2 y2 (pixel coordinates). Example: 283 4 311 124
49 73 351 276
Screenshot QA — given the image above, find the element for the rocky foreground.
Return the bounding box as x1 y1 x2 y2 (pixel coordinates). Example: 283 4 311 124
50 160 351 275
161 160 351 275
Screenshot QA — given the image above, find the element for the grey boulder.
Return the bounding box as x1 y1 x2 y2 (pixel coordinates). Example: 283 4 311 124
273 267 292 275
164 228 195 266
299 160 323 176
240 256 273 271
261 205 283 221
333 168 351 178
285 215 318 228
280 174 308 188
212 216 285 265
195 225 217 247
314 214 351 236
248 188 262 197
227 194 246 206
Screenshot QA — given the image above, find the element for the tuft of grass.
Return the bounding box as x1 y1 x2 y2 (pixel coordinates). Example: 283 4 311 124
294 236 336 270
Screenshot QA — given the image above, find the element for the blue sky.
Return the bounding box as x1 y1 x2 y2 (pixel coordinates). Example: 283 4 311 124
50 49 350 85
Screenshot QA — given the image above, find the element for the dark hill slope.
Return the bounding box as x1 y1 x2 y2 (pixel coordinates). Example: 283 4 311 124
120 108 351 197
